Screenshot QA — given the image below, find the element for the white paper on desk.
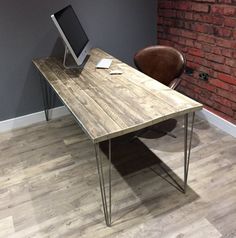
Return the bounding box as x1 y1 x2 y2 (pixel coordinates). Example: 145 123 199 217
96 58 112 69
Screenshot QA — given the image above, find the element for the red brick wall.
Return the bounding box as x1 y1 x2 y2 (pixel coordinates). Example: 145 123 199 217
157 0 236 124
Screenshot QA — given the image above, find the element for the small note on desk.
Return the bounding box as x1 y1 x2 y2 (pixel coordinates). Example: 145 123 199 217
110 70 123 75
96 58 112 69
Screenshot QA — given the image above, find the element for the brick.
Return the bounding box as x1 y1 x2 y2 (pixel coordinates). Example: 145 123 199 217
224 17 236 28
185 12 193 20
213 95 233 108
180 88 197 99
197 34 215 44
209 78 232 91
193 55 207 65
187 61 200 69
205 53 225 63
197 94 214 106
196 79 216 92
178 37 186 45
193 23 214 34
211 6 224 15
223 6 236 16
211 62 232 74
193 14 222 25
231 85 236 94
217 72 236 85
215 38 235 48
161 18 173 26
213 27 232 38
192 3 210 12
184 21 192 30
176 19 185 28
185 39 194 47
188 48 204 57
212 5 236 16
214 102 234 116
158 32 168 39
169 27 182 36
176 11 185 19
158 39 173 46
225 58 236 67
233 30 236 39
194 41 202 49
221 48 233 57
201 44 214 52
212 47 221 55
175 1 191 10
181 29 197 39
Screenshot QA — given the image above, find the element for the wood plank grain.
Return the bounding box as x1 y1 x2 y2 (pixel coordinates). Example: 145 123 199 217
33 48 203 143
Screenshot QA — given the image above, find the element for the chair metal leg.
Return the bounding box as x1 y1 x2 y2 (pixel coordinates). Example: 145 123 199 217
184 112 195 193
94 140 112 227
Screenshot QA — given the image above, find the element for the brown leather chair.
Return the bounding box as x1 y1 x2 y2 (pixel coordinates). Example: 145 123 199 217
134 45 186 89
133 45 186 138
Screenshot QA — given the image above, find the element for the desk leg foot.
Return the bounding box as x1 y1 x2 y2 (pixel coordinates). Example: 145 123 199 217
184 112 195 193
94 140 112 227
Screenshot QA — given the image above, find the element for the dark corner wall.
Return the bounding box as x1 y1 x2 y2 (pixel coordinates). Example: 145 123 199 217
0 0 157 121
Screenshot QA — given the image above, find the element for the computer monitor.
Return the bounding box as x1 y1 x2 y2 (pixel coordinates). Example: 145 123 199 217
51 5 92 66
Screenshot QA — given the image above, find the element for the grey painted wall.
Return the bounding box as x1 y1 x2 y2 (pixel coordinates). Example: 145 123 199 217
0 0 157 121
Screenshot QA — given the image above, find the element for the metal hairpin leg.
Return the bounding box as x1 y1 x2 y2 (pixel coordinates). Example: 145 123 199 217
40 76 55 121
94 140 112 227
183 112 195 193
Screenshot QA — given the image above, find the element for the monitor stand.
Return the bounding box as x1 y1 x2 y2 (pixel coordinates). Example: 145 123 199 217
63 45 82 69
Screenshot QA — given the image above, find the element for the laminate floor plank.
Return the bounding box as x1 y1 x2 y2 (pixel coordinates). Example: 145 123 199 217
0 115 235 237
0 216 15 237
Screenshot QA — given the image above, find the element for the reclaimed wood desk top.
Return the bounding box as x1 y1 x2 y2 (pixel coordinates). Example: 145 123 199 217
33 48 203 143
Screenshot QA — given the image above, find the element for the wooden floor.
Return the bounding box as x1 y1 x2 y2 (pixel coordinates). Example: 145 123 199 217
0 115 235 238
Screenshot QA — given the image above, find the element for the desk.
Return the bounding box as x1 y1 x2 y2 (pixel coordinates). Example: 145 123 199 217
33 48 203 226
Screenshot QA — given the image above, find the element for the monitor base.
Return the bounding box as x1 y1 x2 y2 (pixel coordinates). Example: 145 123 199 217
63 45 82 69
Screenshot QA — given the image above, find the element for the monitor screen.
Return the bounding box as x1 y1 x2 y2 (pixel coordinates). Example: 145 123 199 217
53 5 89 58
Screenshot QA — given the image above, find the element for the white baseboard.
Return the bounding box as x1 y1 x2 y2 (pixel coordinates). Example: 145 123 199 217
0 106 70 133
1 106 235 138
196 108 236 138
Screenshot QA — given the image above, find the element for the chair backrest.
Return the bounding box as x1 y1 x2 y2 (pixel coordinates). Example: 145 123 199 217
134 45 186 89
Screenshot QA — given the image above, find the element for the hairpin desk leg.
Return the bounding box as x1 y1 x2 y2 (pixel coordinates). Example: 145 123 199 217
94 140 112 227
40 76 54 121
184 112 195 193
